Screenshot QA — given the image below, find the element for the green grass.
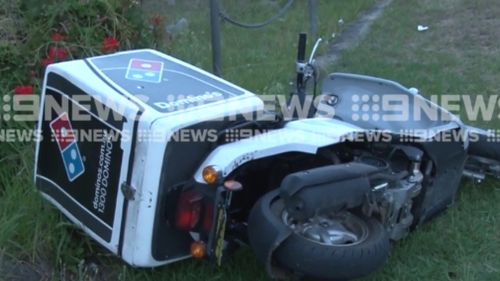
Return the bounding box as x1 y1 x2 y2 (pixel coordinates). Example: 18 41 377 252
2 0 499 280
333 0 500 280
144 0 376 95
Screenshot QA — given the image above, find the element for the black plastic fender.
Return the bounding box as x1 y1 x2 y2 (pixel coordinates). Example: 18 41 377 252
279 162 382 221
247 190 292 279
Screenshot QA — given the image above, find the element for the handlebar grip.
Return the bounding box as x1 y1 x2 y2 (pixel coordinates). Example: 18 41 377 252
297 33 307 62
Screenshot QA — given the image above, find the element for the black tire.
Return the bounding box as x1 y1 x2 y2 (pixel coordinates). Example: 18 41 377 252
250 191 390 281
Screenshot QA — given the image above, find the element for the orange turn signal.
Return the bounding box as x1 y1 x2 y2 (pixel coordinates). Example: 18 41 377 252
191 241 206 259
202 166 219 185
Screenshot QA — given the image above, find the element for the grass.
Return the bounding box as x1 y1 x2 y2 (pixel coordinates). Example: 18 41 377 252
143 0 376 95
334 0 500 280
1 0 499 280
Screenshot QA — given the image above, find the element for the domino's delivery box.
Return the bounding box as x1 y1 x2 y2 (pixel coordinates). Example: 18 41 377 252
34 49 262 266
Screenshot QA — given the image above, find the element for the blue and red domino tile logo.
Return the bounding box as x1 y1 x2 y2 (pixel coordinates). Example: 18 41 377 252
125 59 164 83
50 113 85 182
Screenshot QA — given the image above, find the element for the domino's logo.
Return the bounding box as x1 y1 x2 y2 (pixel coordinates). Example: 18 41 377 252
50 113 85 182
125 59 163 83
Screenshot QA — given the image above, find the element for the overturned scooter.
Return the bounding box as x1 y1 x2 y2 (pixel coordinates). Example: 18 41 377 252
34 33 500 280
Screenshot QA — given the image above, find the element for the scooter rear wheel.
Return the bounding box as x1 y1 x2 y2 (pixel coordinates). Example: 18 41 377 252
249 191 390 281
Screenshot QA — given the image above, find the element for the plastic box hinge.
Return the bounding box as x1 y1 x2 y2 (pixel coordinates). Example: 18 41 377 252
121 182 136 201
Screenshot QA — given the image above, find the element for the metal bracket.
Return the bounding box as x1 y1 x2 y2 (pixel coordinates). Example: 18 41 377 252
464 155 500 183
295 62 307 74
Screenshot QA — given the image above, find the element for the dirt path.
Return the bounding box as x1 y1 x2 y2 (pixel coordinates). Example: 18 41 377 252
316 0 393 70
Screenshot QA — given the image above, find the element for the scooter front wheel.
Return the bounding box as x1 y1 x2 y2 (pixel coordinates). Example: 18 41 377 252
248 191 390 281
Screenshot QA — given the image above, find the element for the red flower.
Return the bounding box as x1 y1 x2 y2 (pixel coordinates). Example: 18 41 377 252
151 15 162 27
48 47 57 59
51 32 65 42
14 85 34 95
101 36 120 53
59 48 69 60
48 47 68 60
41 57 54 68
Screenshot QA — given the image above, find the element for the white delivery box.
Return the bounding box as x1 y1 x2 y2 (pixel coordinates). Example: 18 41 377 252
34 49 263 266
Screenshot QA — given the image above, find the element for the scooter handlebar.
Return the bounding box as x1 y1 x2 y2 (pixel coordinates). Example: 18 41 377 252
297 33 307 62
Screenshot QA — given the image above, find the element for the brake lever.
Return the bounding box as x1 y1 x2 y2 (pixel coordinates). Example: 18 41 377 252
301 38 323 81
308 38 323 64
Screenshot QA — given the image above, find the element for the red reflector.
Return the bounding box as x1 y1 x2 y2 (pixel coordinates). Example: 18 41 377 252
176 191 203 231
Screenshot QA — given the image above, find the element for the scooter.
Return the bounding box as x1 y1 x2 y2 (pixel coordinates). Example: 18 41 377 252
34 33 500 280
